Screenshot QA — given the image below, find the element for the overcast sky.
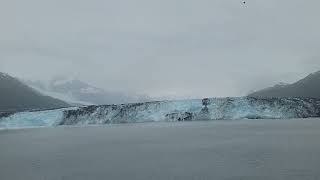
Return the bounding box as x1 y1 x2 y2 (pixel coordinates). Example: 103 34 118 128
1 0 320 98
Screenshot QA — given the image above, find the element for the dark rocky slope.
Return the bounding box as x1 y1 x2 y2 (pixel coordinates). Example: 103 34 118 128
249 71 320 98
0 72 69 112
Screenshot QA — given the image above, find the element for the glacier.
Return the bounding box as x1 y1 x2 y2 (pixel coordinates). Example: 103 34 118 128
0 108 70 129
1 97 320 129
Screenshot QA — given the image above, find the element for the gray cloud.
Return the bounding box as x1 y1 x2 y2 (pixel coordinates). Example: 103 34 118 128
1 0 320 98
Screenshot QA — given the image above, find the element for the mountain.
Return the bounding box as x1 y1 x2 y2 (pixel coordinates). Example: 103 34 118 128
1 97 320 129
249 71 320 98
24 77 149 106
0 73 69 112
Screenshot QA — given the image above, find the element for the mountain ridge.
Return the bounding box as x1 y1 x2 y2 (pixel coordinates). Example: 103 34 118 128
0 72 70 112
249 71 320 98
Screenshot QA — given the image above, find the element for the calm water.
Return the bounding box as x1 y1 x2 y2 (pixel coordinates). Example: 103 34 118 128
1 119 320 180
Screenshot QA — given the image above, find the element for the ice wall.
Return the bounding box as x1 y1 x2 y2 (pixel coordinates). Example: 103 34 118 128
1 97 320 129
60 97 320 125
0 108 67 129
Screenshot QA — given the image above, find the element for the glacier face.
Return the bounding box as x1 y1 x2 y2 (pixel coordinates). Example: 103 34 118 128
1 97 320 129
60 97 320 125
0 108 68 129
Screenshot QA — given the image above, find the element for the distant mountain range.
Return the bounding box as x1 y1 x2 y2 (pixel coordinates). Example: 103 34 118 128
0 73 69 112
24 76 150 106
249 71 320 98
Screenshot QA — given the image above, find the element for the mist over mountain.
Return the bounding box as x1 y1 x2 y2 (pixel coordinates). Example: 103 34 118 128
249 71 320 98
24 76 150 106
0 72 69 112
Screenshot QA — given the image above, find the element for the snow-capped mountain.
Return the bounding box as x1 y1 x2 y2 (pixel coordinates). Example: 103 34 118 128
0 72 69 112
2 97 320 129
24 77 149 106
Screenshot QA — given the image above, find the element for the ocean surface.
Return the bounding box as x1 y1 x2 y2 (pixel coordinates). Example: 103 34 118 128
1 119 320 180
